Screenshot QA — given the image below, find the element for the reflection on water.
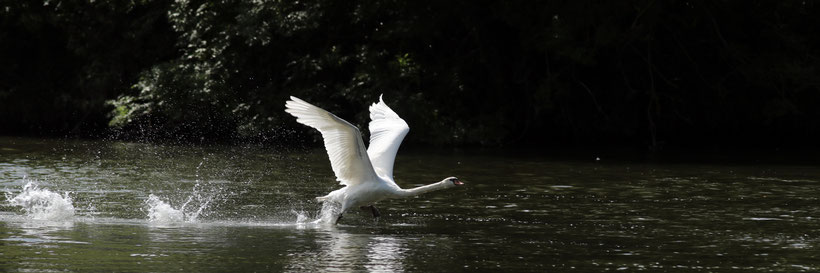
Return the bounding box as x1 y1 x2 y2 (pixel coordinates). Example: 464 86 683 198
1 217 78 246
286 230 406 272
365 236 405 272
1 136 820 271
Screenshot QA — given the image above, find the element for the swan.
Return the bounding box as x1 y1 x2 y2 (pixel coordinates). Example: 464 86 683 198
285 95 464 224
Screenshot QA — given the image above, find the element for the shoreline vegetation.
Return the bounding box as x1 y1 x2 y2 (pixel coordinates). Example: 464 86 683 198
2 1 819 151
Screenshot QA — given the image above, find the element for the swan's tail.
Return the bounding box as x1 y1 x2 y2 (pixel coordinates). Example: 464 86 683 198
315 195 330 203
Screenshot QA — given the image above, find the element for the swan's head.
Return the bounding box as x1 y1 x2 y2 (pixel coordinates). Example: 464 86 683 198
443 177 465 187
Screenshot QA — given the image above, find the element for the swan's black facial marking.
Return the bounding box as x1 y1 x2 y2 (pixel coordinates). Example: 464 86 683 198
450 178 465 186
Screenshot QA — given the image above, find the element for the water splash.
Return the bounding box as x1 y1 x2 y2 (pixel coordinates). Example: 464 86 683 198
5 182 75 220
293 210 310 224
312 201 341 225
145 194 185 223
145 179 220 224
145 192 216 224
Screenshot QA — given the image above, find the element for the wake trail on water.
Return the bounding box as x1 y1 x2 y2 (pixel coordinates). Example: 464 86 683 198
143 193 329 227
144 189 330 227
3 182 335 228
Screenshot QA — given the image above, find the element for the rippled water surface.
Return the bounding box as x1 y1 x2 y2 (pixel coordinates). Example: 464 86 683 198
1 137 819 272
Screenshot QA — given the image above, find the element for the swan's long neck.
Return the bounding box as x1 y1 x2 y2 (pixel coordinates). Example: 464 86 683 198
398 181 450 198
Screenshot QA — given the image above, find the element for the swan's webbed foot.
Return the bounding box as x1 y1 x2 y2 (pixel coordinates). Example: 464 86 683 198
360 205 380 218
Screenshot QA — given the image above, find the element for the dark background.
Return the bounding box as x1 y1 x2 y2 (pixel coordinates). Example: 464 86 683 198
1 1 818 152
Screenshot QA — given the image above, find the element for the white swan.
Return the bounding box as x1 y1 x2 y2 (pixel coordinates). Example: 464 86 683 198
285 95 464 224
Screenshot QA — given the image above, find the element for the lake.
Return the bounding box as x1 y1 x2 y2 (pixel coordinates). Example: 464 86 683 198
1 136 819 272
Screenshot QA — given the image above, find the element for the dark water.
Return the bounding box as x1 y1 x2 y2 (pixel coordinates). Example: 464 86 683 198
1 137 819 272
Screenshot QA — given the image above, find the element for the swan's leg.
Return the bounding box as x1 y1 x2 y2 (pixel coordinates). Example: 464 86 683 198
370 206 380 218
335 202 349 225
360 205 380 218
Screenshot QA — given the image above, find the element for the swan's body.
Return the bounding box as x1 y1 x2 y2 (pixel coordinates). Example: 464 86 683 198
285 95 463 224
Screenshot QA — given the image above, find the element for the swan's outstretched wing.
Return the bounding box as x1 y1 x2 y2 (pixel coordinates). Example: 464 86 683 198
367 95 410 180
285 96 378 186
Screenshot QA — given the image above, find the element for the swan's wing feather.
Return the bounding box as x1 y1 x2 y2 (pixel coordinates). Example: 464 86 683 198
285 96 377 186
367 95 410 180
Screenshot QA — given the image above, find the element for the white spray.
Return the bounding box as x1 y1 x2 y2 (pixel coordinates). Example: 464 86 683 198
145 194 185 223
6 182 75 220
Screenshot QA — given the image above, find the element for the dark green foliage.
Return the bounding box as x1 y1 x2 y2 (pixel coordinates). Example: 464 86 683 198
2 1 819 149
0 0 176 137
